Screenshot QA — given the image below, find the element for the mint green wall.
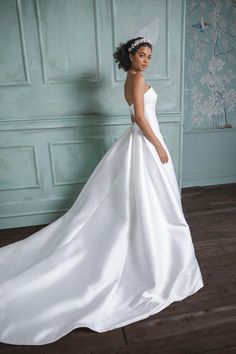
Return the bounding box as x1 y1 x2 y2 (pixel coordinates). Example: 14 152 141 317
0 0 186 229
182 0 236 187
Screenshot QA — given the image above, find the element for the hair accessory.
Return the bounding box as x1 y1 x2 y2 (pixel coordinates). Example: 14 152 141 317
128 37 152 52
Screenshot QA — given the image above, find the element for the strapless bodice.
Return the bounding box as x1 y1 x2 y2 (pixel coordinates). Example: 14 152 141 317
128 86 160 134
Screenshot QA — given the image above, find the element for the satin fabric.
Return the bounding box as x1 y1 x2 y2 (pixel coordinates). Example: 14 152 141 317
0 86 204 345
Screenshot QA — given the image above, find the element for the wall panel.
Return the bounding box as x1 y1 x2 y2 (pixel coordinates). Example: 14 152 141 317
0 0 186 229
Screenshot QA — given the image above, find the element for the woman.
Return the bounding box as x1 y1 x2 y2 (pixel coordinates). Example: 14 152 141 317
0 37 204 345
116 37 169 164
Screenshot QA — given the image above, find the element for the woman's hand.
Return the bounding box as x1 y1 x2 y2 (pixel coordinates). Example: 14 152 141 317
155 144 169 164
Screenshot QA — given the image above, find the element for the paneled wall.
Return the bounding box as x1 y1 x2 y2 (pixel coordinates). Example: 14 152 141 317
0 0 186 229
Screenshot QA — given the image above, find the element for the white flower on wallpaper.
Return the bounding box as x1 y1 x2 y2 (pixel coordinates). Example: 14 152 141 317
208 57 225 72
184 0 236 130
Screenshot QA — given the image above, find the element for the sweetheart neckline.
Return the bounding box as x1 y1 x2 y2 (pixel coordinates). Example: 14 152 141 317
128 86 152 108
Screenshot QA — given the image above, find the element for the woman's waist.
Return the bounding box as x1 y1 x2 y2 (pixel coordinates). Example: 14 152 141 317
146 116 160 130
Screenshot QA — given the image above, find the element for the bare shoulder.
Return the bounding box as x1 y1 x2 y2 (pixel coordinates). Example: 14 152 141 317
124 72 145 106
131 74 145 100
132 73 145 90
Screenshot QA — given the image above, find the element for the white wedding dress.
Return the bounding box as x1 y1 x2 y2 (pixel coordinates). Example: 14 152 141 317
0 86 204 345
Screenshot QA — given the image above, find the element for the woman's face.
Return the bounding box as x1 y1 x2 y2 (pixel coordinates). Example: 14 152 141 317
130 46 152 71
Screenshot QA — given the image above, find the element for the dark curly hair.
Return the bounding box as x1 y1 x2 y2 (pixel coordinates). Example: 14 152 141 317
113 37 152 72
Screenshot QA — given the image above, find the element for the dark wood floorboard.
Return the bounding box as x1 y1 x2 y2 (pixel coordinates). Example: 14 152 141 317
0 182 236 354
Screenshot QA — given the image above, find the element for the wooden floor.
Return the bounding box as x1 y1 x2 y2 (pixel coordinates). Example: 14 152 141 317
0 183 236 354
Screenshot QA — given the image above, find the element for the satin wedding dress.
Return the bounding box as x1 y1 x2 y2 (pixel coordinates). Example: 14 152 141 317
0 86 204 345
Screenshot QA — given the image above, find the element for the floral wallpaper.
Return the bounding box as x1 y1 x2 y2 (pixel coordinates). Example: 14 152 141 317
184 0 236 130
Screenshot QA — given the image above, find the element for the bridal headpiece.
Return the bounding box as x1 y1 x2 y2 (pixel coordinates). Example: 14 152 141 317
128 37 152 52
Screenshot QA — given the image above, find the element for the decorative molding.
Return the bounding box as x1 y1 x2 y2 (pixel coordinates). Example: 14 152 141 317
0 111 182 126
184 127 236 134
0 0 31 87
184 169 236 181
48 139 105 186
0 207 69 219
0 143 41 191
34 0 101 84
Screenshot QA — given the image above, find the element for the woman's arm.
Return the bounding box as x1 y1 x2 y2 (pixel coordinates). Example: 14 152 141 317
131 75 168 163
130 112 161 146
132 75 161 147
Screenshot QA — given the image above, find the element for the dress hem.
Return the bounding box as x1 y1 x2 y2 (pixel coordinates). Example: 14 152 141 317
0 277 204 346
